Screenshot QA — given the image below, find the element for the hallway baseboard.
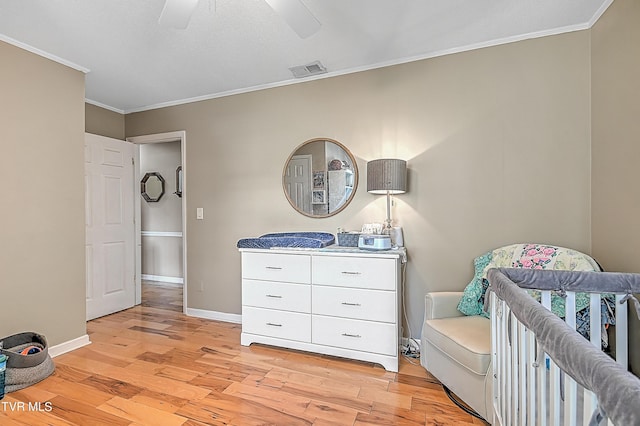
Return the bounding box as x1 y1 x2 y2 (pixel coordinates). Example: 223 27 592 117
142 274 184 284
186 308 242 324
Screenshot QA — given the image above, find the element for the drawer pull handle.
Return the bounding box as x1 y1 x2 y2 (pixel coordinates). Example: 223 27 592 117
341 302 361 306
266 294 282 298
265 266 283 270
341 333 361 338
341 271 361 275
266 322 282 327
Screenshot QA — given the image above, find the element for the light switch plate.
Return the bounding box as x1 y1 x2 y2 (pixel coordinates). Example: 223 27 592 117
196 208 204 220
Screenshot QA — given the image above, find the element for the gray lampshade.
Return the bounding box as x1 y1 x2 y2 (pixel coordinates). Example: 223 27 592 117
367 159 407 194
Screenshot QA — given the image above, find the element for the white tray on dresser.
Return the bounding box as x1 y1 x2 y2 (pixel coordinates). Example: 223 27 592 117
239 246 406 372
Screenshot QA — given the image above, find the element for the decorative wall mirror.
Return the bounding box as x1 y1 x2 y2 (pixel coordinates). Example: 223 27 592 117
141 172 165 202
283 138 358 218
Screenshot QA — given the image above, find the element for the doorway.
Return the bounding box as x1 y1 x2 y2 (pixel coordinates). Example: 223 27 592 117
128 131 187 313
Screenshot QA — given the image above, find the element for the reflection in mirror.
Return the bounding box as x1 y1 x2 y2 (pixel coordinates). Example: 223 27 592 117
141 172 165 202
283 138 358 218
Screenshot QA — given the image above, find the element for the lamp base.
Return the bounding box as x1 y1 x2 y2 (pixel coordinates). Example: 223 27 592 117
383 192 393 234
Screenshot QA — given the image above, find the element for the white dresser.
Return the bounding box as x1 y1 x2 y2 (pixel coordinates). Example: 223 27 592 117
239 247 405 372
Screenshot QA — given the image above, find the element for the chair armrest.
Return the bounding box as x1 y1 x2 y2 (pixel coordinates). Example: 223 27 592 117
425 292 465 320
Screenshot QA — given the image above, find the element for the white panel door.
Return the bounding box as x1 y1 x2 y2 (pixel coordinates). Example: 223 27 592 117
85 133 135 320
283 155 311 214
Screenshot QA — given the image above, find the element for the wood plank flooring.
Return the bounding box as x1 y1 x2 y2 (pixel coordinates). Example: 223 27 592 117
0 281 488 425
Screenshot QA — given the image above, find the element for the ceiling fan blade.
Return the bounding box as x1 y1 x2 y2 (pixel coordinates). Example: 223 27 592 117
159 0 199 29
263 0 321 39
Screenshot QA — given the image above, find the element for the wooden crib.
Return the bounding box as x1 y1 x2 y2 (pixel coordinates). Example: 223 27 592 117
488 268 640 425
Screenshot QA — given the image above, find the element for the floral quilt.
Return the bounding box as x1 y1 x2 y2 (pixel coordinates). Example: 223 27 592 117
457 243 615 345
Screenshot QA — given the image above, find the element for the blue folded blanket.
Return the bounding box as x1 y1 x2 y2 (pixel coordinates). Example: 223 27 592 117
236 232 335 249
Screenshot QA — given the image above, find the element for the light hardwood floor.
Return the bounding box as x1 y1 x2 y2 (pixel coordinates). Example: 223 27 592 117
0 281 487 425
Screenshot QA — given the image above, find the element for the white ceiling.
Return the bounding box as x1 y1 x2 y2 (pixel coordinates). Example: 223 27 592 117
0 0 612 113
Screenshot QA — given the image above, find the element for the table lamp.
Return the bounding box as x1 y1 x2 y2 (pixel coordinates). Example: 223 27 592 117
366 159 407 234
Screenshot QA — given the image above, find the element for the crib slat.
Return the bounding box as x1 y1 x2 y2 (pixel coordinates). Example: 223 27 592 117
504 305 513 425
584 294 601 422
564 375 578 425
537 355 547 426
502 301 508 426
491 292 505 426
541 290 551 311
615 294 628 369
490 293 499 425
527 330 537 425
502 301 511 426
549 357 561 425
589 293 601 347
565 291 576 328
510 311 519 425
538 291 552 426
584 389 597 425
518 322 527 425
564 292 578 425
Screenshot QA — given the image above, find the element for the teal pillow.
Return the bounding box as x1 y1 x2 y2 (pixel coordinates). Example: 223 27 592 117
457 251 492 316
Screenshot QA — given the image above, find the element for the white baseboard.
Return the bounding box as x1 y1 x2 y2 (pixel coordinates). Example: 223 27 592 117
142 274 184 284
141 231 183 238
186 308 242 324
49 334 91 358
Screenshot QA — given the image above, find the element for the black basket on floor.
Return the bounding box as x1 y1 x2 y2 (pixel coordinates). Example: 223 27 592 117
0 332 55 393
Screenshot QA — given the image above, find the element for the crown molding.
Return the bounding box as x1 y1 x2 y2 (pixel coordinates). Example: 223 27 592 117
0 34 90 73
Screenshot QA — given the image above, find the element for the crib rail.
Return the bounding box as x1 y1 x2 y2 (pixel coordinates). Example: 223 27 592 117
487 268 640 426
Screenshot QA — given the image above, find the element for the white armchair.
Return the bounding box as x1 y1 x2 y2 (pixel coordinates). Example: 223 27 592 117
420 292 493 421
419 243 604 423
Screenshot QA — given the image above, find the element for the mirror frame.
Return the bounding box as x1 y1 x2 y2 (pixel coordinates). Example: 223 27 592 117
282 137 359 218
141 172 165 202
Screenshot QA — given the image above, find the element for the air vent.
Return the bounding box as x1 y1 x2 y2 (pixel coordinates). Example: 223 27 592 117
289 61 327 78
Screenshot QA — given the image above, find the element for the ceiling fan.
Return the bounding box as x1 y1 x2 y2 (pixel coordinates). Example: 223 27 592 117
158 0 321 38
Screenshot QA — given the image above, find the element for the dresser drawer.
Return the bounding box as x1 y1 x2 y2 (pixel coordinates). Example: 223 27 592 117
243 279 310 313
242 252 311 284
312 316 397 356
242 306 311 342
312 286 395 323
312 256 396 290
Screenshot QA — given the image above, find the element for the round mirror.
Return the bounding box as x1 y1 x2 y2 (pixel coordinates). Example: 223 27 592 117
283 138 358 218
141 172 165 202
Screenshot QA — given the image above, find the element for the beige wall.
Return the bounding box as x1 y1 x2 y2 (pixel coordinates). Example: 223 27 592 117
126 31 592 336
0 41 86 346
591 0 640 373
85 103 125 140
591 0 640 272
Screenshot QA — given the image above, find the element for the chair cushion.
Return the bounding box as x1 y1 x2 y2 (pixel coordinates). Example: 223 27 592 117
424 315 491 375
